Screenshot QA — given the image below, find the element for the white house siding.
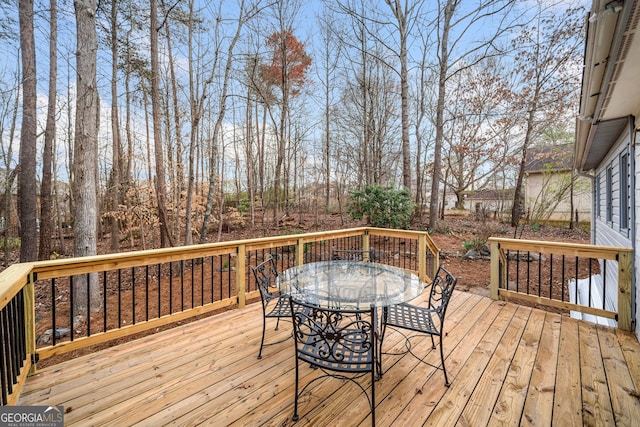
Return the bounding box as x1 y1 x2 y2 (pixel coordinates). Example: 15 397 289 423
593 130 634 334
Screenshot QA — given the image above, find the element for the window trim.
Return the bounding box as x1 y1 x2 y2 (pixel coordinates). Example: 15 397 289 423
619 151 629 230
605 166 612 223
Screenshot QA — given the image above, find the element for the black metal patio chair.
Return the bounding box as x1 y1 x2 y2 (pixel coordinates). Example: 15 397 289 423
289 297 377 426
251 256 291 359
381 265 458 386
331 247 374 262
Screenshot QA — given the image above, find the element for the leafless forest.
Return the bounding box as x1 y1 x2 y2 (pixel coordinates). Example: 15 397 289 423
1 0 586 264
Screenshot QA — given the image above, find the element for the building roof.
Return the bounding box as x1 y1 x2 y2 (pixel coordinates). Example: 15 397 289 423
575 1 640 171
466 188 514 201
525 144 574 173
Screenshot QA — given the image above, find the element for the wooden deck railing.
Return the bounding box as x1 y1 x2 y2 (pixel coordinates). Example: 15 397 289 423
489 237 633 331
0 227 438 405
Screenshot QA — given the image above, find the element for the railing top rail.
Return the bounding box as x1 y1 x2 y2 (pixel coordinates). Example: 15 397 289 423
1 227 439 305
0 263 34 311
488 237 631 260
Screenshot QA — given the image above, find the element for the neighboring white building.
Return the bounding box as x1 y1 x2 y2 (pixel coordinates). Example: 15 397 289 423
525 144 591 223
575 0 640 338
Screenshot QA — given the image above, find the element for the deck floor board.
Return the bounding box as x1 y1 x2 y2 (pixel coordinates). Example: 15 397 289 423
18 291 640 426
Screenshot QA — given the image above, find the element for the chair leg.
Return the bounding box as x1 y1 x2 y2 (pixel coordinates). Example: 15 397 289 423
275 316 281 331
258 315 266 359
430 334 436 349
370 364 376 427
439 335 450 387
293 358 300 421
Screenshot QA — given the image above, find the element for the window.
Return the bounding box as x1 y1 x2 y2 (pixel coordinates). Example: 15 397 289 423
620 152 629 229
606 166 612 222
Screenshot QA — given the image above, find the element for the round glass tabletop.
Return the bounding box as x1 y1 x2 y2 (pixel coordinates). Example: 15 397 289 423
278 260 425 308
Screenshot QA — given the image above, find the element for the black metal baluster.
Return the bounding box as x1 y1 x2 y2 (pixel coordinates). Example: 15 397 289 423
180 260 185 312
2 308 12 398
157 264 161 318
145 265 150 321
18 291 26 367
69 276 74 341
515 251 520 293
0 311 7 405
170 262 173 314
561 255 566 302
505 251 510 292
8 299 18 385
51 278 57 346
132 267 136 324
526 252 531 294
201 257 204 307
589 258 592 307
227 254 231 297
103 271 107 332
574 256 579 305
118 269 122 328
86 273 91 336
210 255 218 303
602 261 607 309
538 252 542 297
191 259 195 309
549 254 554 300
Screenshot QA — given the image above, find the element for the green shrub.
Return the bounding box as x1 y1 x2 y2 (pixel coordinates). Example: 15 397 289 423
463 237 486 252
0 237 20 251
347 185 414 229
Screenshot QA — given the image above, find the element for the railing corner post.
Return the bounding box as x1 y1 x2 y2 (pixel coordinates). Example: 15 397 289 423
237 244 247 309
617 250 633 331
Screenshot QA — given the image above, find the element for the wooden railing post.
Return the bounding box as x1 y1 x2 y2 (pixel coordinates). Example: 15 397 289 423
418 234 427 282
25 271 37 375
617 250 633 331
237 244 246 308
490 239 500 300
296 238 305 266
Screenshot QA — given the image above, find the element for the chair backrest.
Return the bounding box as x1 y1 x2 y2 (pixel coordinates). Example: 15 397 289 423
427 266 458 319
331 248 374 262
251 257 279 298
289 297 375 372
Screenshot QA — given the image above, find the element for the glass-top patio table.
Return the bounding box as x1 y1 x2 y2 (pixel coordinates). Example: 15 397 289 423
278 260 427 379
277 260 425 309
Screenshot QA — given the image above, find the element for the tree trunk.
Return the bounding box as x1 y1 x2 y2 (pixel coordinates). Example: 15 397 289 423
150 0 174 248
73 0 101 313
429 0 454 230
109 0 121 252
511 108 535 227
39 0 57 261
18 0 38 262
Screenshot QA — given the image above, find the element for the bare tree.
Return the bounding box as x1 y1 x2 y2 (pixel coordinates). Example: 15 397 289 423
443 58 511 208
316 8 342 212
199 0 262 243
0 68 20 266
73 0 101 312
428 0 518 229
108 0 121 252
150 0 174 248
509 4 583 227
39 0 57 260
18 0 37 262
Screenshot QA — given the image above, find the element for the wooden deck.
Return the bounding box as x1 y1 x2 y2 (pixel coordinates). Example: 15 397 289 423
18 291 640 426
